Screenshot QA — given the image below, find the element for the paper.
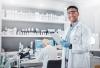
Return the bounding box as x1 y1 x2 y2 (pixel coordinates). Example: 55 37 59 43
51 33 63 45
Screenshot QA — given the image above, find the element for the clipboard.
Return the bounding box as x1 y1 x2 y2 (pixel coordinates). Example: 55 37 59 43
51 33 63 45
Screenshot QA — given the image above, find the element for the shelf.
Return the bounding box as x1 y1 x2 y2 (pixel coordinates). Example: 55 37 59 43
2 34 52 38
90 49 100 51
2 17 66 24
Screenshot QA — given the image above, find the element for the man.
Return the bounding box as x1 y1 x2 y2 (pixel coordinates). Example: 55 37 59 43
61 6 92 68
37 38 57 68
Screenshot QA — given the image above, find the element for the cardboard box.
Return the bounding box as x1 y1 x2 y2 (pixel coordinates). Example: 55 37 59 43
95 65 100 68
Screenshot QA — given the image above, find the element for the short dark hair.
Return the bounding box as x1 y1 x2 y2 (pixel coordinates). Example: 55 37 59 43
67 6 78 12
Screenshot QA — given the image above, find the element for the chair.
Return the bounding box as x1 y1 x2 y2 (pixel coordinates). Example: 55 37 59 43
47 60 61 68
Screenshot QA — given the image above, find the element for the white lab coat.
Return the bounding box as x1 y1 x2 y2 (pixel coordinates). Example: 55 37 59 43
62 22 92 68
37 45 57 68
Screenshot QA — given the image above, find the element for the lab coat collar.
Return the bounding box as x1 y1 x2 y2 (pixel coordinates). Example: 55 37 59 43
70 20 78 28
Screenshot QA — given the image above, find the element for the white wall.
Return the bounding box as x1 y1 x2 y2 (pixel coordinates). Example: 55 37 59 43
0 0 2 52
77 0 100 33
79 6 95 32
76 0 100 47
94 6 100 33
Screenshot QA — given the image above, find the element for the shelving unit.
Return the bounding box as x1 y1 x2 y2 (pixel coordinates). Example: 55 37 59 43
2 34 52 38
2 17 66 24
90 49 100 52
1 4 65 52
2 5 65 24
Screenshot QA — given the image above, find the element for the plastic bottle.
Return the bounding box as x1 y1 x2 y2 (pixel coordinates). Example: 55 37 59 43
19 42 23 52
30 41 33 55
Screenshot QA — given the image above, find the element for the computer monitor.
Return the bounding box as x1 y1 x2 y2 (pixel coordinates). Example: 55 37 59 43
49 40 55 46
35 40 43 49
35 39 55 49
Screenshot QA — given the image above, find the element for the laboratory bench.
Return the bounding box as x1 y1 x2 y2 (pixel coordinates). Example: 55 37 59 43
0 51 42 68
90 49 100 68
1 49 100 68
20 59 43 68
0 50 62 68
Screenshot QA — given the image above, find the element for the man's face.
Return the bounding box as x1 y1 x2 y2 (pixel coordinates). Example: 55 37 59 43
67 8 79 23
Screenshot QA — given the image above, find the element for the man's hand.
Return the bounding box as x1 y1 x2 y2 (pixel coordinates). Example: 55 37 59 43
60 40 70 48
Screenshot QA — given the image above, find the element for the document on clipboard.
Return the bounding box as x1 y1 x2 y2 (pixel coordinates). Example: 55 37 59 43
51 33 63 45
